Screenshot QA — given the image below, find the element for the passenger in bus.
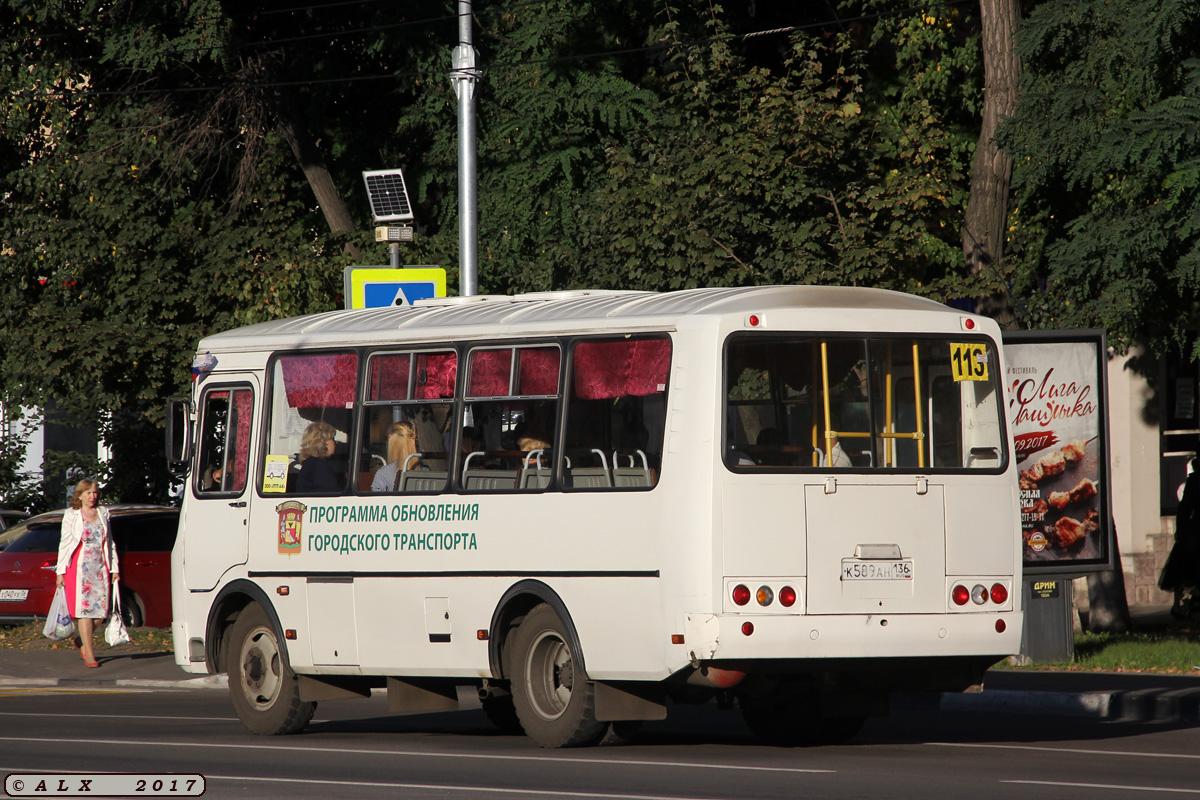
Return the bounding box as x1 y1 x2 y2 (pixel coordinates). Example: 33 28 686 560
296 421 341 492
518 432 551 453
371 421 423 492
816 432 853 468
201 462 225 492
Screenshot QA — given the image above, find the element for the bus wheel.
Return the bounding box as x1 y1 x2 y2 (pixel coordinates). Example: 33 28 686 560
505 603 605 748
227 604 315 735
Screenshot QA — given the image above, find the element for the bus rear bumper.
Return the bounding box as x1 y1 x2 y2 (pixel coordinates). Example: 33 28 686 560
685 611 1022 663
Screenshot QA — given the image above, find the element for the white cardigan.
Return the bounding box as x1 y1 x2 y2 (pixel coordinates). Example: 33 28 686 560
56 507 119 576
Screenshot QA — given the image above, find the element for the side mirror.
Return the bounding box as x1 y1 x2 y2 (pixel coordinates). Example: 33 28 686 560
166 395 193 476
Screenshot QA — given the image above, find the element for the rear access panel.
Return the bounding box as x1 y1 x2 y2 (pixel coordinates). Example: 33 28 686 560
805 483 946 615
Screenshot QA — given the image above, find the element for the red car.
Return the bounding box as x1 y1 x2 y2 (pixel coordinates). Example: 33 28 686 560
0 505 178 628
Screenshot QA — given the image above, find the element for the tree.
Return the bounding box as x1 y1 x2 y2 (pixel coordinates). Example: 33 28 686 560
999 0 1200 356
962 0 1021 323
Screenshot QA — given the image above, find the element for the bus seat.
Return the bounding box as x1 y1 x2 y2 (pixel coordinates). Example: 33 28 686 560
568 448 612 488
464 470 518 490
400 472 448 492
612 449 651 487
461 451 518 490
519 450 551 489
569 468 610 487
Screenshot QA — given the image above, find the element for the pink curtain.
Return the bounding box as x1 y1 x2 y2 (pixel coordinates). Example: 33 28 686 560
280 353 359 408
468 349 512 397
518 348 560 395
370 354 410 401
572 339 671 400
232 389 252 491
414 352 457 399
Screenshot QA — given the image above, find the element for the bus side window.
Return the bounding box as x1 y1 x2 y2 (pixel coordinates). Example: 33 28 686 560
563 337 669 490
462 346 560 493
359 350 454 495
264 352 358 495
196 387 252 496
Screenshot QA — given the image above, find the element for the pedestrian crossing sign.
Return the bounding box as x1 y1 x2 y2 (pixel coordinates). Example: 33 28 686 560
343 267 447 309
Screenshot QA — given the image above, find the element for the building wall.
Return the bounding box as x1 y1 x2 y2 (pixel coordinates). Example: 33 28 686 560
1106 348 1175 606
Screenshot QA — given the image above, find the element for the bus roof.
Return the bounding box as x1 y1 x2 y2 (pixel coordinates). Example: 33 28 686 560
198 285 956 352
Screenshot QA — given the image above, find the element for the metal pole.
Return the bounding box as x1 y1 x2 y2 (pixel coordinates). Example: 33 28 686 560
389 242 400 270
451 0 479 296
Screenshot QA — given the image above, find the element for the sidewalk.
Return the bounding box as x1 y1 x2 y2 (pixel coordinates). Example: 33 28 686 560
0 648 225 690
1 607 1197 723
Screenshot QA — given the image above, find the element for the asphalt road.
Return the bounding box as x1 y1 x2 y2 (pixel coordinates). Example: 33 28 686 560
0 687 1197 799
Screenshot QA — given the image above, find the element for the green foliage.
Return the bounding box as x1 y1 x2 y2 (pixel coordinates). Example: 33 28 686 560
0 0 353 504
999 0 1200 355
573 3 981 293
0 408 44 512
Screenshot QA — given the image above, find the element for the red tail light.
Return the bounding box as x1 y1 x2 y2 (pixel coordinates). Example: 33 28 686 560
741 621 754 636
779 586 796 607
732 584 751 606
990 583 1009 604
951 585 970 606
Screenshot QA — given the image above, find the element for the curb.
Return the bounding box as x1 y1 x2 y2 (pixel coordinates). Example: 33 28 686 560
895 688 1200 723
0 674 227 691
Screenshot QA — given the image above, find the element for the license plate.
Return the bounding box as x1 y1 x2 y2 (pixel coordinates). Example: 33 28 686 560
841 559 913 581
0 589 29 601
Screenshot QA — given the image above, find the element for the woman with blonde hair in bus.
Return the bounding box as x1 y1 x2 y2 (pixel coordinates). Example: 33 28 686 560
371 421 424 492
55 479 119 668
297 421 341 492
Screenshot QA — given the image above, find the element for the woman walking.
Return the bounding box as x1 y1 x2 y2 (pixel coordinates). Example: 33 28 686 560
55 479 120 667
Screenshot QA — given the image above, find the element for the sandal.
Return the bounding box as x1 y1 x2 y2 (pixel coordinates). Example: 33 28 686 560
80 651 99 668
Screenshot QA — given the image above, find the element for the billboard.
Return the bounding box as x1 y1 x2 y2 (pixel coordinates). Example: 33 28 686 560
1003 330 1114 575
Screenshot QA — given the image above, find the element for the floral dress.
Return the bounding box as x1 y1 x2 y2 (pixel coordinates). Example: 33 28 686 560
66 518 110 619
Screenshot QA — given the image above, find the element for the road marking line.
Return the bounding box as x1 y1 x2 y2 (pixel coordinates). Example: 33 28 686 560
0 711 224 721
0 689 141 697
0 738 832 774
1003 780 1200 795
928 742 1200 761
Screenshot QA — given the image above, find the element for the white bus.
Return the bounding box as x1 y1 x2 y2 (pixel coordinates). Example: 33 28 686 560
166 285 1021 747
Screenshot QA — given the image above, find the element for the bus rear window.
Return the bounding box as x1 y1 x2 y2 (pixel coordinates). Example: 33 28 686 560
725 335 1006 472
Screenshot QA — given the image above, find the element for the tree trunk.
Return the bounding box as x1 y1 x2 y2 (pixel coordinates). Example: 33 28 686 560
270 88 362 261
1086 524 1132 634
963 0 1021 325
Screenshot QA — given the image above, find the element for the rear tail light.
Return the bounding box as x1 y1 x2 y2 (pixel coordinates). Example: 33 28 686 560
732 584 751 606
990 583 1009 604
756 586 774 607
741 621 754 636
971 584 988 605
779 586 796 607
951 584 970 606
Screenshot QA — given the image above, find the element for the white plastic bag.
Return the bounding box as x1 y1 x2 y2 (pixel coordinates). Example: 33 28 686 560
43 586 76 641
105 582 130 647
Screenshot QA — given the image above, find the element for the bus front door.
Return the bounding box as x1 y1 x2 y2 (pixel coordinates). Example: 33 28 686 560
183 379 258 591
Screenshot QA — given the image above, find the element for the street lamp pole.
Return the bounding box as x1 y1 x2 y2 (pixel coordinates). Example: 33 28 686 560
451 0 479 296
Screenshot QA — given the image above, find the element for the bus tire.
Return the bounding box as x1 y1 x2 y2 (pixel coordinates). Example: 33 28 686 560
505 603 605 748
227 603 315 736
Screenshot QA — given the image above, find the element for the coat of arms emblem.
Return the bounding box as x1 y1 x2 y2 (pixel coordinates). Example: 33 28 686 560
276 501 307 556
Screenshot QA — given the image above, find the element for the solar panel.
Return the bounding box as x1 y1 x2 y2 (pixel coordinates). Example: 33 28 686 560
362 169 414 223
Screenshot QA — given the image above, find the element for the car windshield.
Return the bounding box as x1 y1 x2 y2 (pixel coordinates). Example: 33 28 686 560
2 523 61 554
